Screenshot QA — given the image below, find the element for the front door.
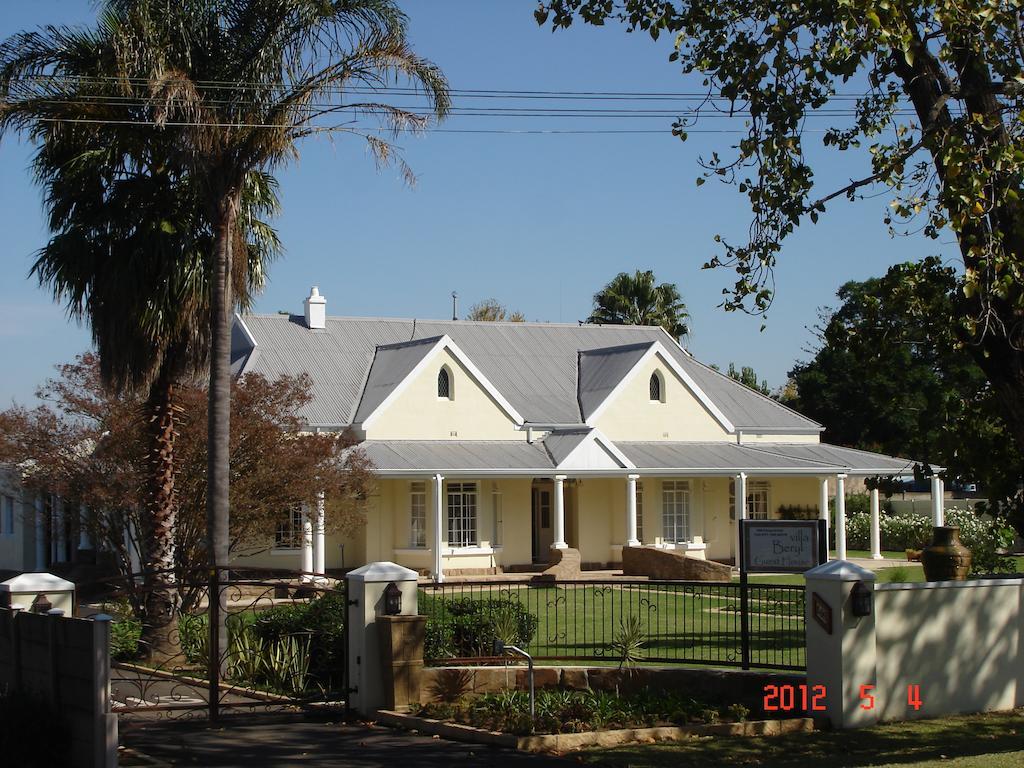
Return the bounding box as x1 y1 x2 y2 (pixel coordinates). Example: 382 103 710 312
532 483 554 563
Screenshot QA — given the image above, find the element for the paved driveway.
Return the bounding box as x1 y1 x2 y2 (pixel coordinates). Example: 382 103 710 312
121 715 571 767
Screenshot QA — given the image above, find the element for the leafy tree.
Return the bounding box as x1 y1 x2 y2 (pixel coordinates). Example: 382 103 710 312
589 269 690 339
726 363 771 396
536 1 1024 454
788 258 1023 508
0 355 373 618
467 299 526 322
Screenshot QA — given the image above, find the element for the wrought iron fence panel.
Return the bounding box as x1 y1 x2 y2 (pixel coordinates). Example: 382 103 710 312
84 567 349 721
419 579 805 671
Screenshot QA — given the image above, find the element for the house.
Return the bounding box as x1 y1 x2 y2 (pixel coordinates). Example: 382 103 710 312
229 287 936 581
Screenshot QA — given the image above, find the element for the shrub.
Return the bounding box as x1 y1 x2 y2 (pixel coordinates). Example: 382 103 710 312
417 688 747 735
420 595 538 660
842 506 1017 575
109 616 142 661
250 590 346 689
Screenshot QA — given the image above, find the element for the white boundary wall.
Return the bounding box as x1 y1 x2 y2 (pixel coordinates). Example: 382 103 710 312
806 562 1024 728
875 579 1024 721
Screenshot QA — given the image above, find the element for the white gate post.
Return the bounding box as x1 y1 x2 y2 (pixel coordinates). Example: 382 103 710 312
345 562 419 715
804 560 878 729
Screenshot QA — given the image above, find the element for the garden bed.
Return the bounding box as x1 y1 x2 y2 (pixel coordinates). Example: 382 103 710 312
375 707 816 754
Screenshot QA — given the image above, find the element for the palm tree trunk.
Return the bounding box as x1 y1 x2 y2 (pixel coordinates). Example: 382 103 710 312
208 193 238 675
141 368 180 659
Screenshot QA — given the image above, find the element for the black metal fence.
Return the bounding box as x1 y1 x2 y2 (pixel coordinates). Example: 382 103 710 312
419 579 805 671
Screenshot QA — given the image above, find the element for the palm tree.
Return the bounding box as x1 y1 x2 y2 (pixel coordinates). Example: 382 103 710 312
2 0 447 659
589 270 691 340
102 0 449 601
0 18 281 650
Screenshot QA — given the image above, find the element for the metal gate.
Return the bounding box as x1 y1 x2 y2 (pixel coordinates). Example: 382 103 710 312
90 567 349 721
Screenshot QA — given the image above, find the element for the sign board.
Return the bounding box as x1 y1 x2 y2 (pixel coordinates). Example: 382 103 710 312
740 519 826 574
811 591 833 635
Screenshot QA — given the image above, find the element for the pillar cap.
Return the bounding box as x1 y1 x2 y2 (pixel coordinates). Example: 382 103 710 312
805 559 876 582
0 572 75 594
345 561 418 583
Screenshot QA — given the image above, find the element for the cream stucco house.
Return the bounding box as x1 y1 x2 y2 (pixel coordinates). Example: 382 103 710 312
229 287 924 581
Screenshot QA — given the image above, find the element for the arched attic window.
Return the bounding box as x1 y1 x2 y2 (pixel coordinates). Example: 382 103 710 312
649 371 665 402
438 366 453 400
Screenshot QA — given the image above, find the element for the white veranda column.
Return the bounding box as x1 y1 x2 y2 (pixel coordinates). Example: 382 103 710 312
734 472 747 565
34 495 46 570
552 475 568 549
300 504 314 582
78 503 92 550
819 477 831 562
313 491 326 577
432 473 445 583
835 474 848 560
625 474 640 547
869 487 882 559
53 496 67 563
931 475 944 526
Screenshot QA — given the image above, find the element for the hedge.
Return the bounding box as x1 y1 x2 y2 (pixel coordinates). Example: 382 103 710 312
420 595 538 660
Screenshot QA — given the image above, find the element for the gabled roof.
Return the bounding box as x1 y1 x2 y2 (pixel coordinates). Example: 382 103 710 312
353 334 525 428
234 313 823 432
578 343 653 420
544 428 634 470
353 336 444 424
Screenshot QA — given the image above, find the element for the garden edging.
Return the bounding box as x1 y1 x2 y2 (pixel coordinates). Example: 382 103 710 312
374 709 818 753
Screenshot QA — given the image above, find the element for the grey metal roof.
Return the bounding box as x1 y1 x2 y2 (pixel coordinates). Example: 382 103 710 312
541 429 592 466
353 336 442 424
236 313 822 431
618 442 843 472
358 440 555 472
746 443 923 474
354 438 922 475
578 343 653 420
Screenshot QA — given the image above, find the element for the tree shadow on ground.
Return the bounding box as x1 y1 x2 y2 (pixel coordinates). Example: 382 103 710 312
580 709 1024 768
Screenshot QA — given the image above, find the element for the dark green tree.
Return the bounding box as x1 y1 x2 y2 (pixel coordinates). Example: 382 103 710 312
788 258 1022 505
726 363 771 396
589 269 690 339
536 1 1024 455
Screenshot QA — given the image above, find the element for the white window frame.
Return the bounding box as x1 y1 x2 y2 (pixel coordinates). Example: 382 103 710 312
409 481 427 548
662 480 690 544
446 482 477 547
274 506 304 550
747 481 771 520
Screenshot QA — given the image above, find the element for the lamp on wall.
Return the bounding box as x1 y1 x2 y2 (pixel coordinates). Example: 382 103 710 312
383 582 402 615
850 581 873 617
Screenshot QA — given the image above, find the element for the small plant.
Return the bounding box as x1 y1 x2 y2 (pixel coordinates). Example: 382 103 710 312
227 627 266 685
612 614 647 672
726 703 750 722
264 634 311 695
881 565 911 583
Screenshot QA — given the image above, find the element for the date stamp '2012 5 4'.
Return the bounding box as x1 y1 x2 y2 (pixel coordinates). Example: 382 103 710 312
763 684 924 712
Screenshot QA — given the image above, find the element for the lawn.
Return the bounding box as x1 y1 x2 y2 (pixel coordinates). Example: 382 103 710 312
578 708 1024 768
420 580 806 669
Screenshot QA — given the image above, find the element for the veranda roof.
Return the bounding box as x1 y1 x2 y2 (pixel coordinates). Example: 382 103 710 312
352 439 927 476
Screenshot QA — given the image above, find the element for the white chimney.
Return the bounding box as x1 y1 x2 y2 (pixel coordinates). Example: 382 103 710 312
304 285 326 329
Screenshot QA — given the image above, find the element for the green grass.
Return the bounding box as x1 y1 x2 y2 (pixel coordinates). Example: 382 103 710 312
840 549 909 560
577 709 1024 768
421 581 806 669
731 564 926 587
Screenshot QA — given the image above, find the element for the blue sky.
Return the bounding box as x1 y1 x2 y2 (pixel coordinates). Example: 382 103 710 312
0 1 956 406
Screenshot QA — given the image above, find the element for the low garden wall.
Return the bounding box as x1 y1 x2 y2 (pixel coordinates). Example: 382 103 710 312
422 664 806 718
0 607 117 768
